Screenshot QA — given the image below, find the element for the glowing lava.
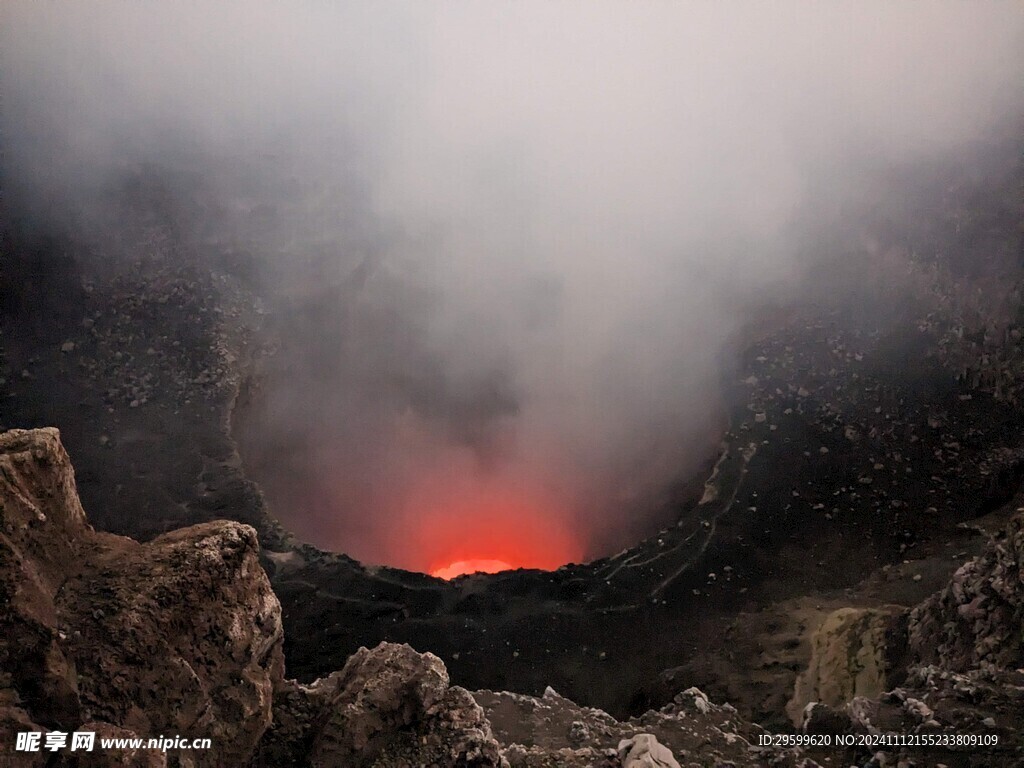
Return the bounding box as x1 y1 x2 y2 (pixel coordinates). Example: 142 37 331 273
402 472 584 579
431 558 515 580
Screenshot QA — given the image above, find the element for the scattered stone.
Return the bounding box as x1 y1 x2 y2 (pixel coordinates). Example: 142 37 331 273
618 733 680 768
568 720 589 744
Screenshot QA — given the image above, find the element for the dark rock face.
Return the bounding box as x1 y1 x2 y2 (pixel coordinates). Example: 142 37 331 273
0 428 88 729
256 643 506 767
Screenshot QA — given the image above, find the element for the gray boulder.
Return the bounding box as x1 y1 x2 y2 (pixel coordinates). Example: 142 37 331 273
617 734 680 768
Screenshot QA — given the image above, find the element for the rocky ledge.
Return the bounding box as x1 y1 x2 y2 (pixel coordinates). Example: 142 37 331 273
2 427 1023 767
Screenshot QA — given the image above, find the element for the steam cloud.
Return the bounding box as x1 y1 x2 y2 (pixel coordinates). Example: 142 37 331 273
3 2 1023 570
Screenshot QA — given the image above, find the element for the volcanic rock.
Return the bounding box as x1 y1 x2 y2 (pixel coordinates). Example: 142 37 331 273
789 508 1024 764
257 643 508 767
0 428 283 767
786 606 906 724
73 722 167 768
0 428 89 729
58 521 284 764
617 733 680 768
306 643 504 768
908 510 1024 672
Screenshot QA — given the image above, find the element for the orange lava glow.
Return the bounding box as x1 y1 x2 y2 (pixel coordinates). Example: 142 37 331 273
403 478 584 579
431 559 515 579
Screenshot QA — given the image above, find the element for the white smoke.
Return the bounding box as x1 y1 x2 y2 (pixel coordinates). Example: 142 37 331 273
3 1 1023 566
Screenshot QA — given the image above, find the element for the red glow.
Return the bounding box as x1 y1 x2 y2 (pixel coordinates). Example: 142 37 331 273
431 558 514 579
399 475 583 578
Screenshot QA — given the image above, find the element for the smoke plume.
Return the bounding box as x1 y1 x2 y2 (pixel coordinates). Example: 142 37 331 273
3 2 1023 570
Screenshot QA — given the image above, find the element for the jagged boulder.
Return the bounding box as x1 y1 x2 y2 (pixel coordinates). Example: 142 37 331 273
0 428 284 767
303 643 504 767
73 722 167 768
909 511 1024 671
0 429 89 728
256 643 508 767
58 521 284 765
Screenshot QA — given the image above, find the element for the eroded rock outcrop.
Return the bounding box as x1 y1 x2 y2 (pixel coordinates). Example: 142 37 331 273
58 521 283 763
0 428 283 767
0 428 90 729
617 733 680 768
311 643 503 768
794 507 1024 765
908 511 1024 672
786 605 906 724
257 643 504 767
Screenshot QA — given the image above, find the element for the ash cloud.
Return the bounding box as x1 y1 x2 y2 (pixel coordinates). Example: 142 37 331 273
3 2 1023 568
